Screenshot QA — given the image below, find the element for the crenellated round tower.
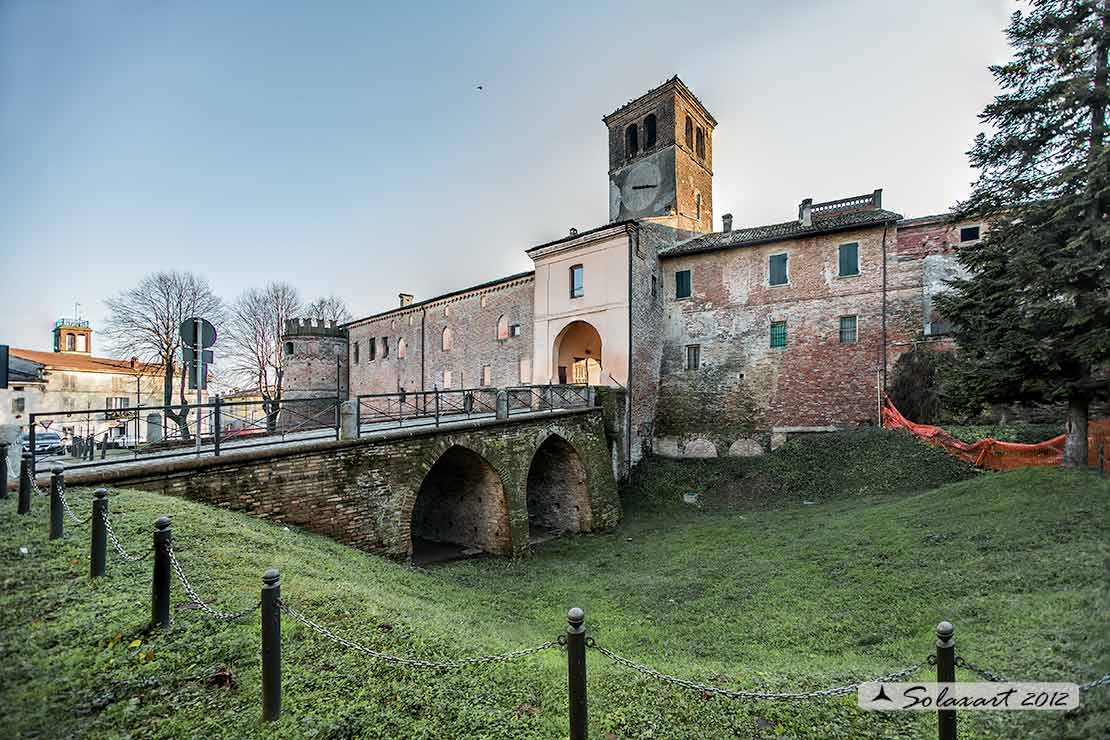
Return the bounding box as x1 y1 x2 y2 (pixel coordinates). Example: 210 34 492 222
281 319 349 426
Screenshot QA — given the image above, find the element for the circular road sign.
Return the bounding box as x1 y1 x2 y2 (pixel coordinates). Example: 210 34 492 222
180 317 217 349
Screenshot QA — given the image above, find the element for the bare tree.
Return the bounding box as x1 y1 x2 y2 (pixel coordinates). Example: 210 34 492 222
304 294 352 323
223 282 302 431
103 271 223 441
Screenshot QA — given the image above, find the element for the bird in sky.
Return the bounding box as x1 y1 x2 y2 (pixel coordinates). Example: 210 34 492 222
476 84 484 91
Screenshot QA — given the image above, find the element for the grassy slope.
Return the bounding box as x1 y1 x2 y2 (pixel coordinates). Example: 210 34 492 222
0 434 1106 739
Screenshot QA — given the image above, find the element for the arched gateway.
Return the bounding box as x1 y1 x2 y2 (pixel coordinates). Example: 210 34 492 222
553 320 603 385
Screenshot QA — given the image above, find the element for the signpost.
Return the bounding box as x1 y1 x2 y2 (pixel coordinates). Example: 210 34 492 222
180 318 217 456
0 344 9 389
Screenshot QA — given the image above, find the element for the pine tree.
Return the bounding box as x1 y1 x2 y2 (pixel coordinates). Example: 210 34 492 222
937 0 1110 466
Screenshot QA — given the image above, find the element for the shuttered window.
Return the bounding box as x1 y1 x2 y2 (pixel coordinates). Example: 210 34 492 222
839 315 858 344
675 270 692 299
838 242 859 276
770 321 787 348
769 254 788 286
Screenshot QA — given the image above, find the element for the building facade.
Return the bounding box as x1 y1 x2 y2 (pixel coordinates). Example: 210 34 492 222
282 76 978 466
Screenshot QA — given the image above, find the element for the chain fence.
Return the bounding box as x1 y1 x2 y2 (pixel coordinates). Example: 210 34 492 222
588 638 927 700
57 481 92 526
280 599 563 669
101 509 151 563
956 654 1110 693
166 542 260 621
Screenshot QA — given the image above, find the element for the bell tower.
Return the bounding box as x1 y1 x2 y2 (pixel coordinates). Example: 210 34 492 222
603 76 716 234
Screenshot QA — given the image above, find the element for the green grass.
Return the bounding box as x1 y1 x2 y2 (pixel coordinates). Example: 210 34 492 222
0 436 1107 739
945 424 1064 445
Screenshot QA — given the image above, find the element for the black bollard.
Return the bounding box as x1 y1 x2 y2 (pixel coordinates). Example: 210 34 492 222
566 607 587 740
18 451 32 515
0 441 8 500
261 569 282 722
936 621 956 740
49 465 64 539
152 516 172 627
90 488 108 578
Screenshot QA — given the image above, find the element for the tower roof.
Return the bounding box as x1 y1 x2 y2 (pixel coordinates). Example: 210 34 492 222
602 75 717 127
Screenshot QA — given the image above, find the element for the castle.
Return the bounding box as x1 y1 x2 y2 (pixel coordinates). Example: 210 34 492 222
282 77 975 466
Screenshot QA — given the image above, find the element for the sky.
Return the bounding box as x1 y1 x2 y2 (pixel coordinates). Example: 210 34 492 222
0 0 1015 354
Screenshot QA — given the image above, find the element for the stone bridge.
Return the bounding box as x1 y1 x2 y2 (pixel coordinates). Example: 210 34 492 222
63 407 621 561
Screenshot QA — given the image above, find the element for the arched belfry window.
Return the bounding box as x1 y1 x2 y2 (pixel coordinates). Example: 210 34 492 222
644 114 657 148
442 326 453 352
684 116 694 148
696 127 705 159
625 124 638 158
496 314 509 340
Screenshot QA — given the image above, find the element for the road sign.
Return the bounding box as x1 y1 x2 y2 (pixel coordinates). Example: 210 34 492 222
180 317 217 349
182 348 214 365
187 361 208 390
0 344 8 389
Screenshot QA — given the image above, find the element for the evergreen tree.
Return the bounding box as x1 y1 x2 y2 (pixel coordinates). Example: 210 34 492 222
937 0 1110 466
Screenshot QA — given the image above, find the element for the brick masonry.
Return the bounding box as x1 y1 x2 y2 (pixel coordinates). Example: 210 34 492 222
65 408 620 559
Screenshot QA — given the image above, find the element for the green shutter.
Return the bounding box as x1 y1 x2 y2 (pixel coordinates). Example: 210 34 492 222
769 254 788 285
839 243 859 276
770 321 787 348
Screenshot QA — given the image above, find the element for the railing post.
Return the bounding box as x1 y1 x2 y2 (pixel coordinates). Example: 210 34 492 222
0 441 8 499
434 386 441 427
18 450 32 515
213 395 222 457
152 516 172 628
936 620 956 740
28 420 36 477
49 465 64 539
100 432 107 460
90 488 108 578
86 434 94 461
261 568 282 722
566 607 588 740
355 398 362 438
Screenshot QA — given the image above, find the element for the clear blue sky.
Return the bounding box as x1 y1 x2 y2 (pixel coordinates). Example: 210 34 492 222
0 0 1013 352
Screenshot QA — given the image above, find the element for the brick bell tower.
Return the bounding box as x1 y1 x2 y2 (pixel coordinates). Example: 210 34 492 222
604 76 716 234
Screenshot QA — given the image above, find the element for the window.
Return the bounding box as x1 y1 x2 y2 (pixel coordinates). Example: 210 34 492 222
684 116 693 148
398 338 407 359
519 357 531 384
960 225 980 242
368 338 377 361
381 337 389 358
12 397 25 414
651 274 657 298
353 341 360 364
480 295 488 308
675 269 692 299
443 305 450 317
66 334 75 351
625 123 638 158
685 344 701 370
769 253 789 286
480 365 492 387
497 314 509 340
284 341 294 357
509 323 522 337
770 320 788 348
570 264 584 298
644 114 657 148
838 242 860 277
441 369 452 388
839 315 858 344
695 191 702 221
441 327 453 351
696 127 705 158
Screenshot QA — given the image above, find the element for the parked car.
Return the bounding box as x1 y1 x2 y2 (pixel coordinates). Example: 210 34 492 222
21 431 65 455
108 435 144 449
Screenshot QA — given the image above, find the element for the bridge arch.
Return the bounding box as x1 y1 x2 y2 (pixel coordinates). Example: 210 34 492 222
526 433 592 538
409 443 512 562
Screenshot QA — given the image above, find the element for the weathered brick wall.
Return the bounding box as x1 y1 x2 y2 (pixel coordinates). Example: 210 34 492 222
347 274 534 396
68 409 620 560
654 223 897 456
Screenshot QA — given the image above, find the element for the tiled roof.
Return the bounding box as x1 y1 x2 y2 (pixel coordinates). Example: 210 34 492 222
8 348 162 375
660 208 904 258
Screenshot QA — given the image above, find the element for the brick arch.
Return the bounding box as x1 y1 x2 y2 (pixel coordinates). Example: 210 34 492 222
403 438 515 561
525 430 593 535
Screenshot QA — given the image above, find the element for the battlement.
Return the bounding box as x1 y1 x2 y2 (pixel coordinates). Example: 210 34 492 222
282 318 349 338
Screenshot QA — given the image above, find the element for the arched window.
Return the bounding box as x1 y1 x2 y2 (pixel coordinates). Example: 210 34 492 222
644 114 657 148
625 124 638 158
284 341 294 357
66 334 75 351
695 191 702 220
442 326 453 351
696 127 705 158
398 338 407 359
443 304 450 317
496 314 509 340
353 341 360 364
684 116 693 148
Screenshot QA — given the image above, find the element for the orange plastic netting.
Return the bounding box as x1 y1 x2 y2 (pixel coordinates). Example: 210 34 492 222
882 398 1110 470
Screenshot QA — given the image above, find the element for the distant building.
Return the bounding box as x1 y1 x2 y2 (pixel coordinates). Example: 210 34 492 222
283 76 983 465
1 318 167 445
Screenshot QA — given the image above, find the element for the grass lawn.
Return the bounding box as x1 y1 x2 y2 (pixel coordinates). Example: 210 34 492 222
0 431 1107 739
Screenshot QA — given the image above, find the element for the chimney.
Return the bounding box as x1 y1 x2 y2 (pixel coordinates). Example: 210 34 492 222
130 356 138 369
569 227 578 236
399 293 413 307
798 198 813 227
721 213 733 232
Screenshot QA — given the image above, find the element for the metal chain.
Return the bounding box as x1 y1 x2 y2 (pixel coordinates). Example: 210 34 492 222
100 509 151 563
57 481 92 525
165 542 260 621
954 656 1009 683
1080 674 1110 692
281 600 563 669
587 639 926 701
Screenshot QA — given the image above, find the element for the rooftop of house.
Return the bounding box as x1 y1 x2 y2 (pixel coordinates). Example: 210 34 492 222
8 348 162 376
660 190 903 259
